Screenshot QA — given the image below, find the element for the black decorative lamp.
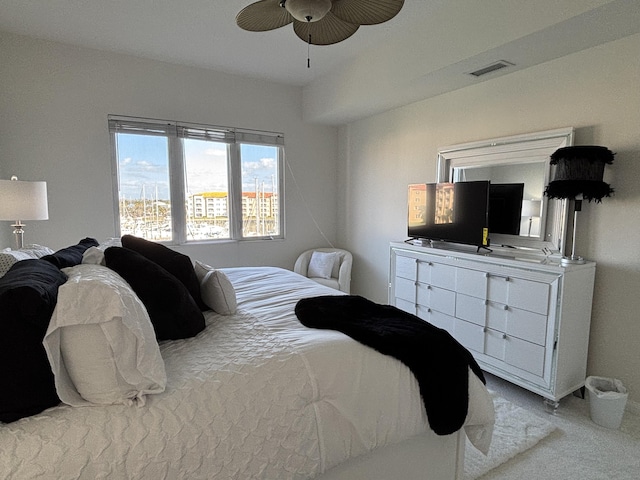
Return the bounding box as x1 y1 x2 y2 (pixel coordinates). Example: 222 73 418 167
544 146 614 265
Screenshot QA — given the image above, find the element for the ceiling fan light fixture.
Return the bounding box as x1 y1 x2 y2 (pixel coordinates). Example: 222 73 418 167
283 0 332 23
237 0 405 47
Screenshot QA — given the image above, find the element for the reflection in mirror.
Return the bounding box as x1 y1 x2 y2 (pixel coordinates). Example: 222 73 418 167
453 162 546 238
437 128 574 255
489 183 526 236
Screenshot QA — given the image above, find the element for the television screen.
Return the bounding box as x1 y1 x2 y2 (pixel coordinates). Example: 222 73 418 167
408 181 490 247
489 183 524 235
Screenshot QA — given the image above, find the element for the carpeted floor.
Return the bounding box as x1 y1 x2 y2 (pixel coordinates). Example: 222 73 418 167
478 373 640 479
464 391 556 479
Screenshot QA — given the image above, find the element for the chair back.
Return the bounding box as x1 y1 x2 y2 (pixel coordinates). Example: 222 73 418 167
293 247 352 293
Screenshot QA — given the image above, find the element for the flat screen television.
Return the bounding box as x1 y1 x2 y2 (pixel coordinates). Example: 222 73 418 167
489 183 524 235
408 181 490 248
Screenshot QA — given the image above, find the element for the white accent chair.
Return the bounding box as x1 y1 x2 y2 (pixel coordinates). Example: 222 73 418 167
294 248 353 293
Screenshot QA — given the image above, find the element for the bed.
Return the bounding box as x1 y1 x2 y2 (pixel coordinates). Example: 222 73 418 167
0 240 494 479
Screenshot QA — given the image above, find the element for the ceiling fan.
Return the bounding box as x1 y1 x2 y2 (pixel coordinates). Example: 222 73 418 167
236 0 405 46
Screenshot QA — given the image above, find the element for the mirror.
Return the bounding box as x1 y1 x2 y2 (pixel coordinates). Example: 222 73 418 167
437 127 574 255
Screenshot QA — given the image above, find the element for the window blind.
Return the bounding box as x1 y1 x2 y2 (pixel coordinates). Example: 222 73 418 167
108 116 283 146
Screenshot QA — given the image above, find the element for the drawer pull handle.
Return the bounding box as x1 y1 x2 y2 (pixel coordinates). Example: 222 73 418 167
489 273 511 281
503 305 509 311
484 300 488 306
503 333 508 339
483 327 487 333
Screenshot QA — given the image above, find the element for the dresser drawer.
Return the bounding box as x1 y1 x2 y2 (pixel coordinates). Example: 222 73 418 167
486 303 548 346
416 283 456 316
395 275 416 303
485 330 546 377
506 307 548 346
487 274 552 315
417 260 457 290
453 319 485 353
455 267 488 299
455 293 486 327
417 306 455 336
505 336 546 377
395 255 417 280
395 297 415 315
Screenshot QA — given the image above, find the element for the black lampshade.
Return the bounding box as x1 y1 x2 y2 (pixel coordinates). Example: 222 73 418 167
544 146 614 202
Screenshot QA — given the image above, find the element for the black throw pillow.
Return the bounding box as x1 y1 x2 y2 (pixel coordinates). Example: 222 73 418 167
42 237 99 268
0 259 67 423
121 235 207 311
104 246 205 341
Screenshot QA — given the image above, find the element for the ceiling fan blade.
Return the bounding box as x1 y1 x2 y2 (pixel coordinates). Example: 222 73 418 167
236 0 293 32
293 12 359 45
330 0 404 25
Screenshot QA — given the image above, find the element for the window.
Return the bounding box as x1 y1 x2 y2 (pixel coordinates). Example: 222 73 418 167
109 116 284 244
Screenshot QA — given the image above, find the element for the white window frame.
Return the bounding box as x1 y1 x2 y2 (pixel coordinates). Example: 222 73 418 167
108 115 285 244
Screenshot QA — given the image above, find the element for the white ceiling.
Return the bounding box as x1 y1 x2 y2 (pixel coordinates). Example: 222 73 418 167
1 0 639 125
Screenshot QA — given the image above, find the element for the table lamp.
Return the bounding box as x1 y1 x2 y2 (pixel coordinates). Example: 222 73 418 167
544 146 614 264
0 176 49 249
521 199 542 237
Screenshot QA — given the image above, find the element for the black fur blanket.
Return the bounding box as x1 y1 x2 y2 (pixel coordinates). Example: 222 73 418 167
295 295 485 436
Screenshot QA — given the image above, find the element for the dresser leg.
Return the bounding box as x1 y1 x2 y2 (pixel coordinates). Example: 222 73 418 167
543 398 560 414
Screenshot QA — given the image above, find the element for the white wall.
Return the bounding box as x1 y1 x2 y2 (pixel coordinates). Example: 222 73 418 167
338 33 640 403
0 32 338 268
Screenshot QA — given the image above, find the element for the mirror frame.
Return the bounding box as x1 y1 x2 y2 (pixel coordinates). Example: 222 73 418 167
437 127 574 255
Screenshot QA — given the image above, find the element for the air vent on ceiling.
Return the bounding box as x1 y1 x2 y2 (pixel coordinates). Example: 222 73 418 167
469 61 515 77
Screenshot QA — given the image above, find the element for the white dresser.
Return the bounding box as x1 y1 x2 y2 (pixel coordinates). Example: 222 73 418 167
389 241 596 407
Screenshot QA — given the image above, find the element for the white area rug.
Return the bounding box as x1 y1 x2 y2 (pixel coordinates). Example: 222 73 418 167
464 391 557 480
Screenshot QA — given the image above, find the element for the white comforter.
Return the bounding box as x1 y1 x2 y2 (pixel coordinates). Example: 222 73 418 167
0 267 493 479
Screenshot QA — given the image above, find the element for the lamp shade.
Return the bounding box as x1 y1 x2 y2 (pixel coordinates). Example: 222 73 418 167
0 178 49 221
544 146 614 202
521 199 541 218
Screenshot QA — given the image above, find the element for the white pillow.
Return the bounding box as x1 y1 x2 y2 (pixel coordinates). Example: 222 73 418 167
194 261 237 315
81 246 106 265
19 244 55 258
308 251 337 279
82 238 123 265
43 264 166 407
0 245 55 277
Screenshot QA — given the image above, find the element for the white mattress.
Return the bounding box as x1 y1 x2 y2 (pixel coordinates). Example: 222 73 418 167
0 266 493 479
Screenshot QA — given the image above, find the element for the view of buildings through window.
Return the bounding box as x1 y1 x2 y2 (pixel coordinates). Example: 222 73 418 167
112 119 282 243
